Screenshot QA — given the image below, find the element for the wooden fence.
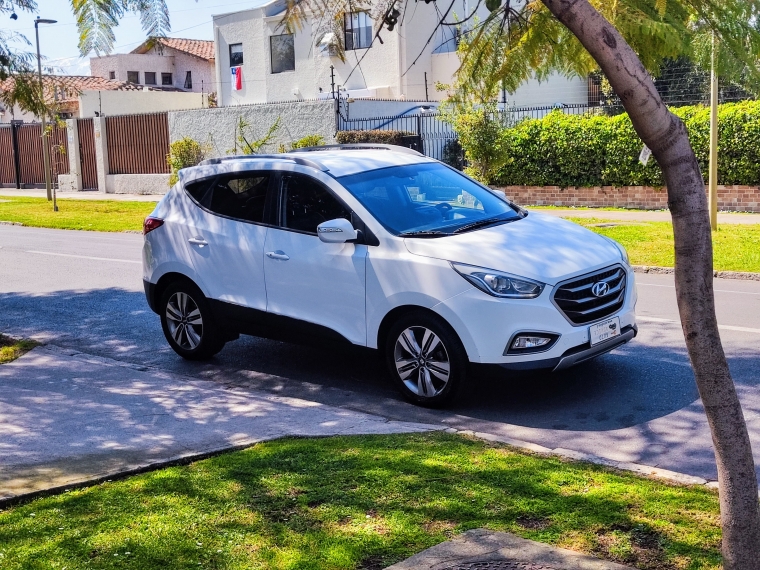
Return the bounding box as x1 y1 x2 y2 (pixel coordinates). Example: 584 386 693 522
0 122 69 187
105 113 170 175
77 118 98 189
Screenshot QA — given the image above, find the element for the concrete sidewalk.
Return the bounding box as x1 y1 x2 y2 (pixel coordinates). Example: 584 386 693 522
534 207 760 224
0 189 162 202
0 345 438 503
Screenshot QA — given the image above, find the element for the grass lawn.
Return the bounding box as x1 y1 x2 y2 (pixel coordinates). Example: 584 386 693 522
0 196 156 232
570 218 760 273
0 433 721 570
0 334 39 364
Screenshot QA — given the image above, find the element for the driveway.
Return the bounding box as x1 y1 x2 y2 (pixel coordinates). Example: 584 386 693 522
1 224 759 482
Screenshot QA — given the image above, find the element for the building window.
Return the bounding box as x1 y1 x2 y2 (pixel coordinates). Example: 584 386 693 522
270 34 295 74
127 71 139 83
344 12 372 50
144 72 157 85
229 43 244 66
184 71 192 89
162 72 173 86
108 71 115 80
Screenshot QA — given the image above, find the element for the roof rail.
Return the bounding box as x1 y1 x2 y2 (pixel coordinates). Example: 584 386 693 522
288 143 424 157
197 154 328 171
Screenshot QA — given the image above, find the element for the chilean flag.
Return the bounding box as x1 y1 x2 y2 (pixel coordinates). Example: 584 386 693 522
231 66 243 91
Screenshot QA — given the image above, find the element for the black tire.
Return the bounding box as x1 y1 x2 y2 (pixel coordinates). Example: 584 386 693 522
159 280 225 360
385 311 468 407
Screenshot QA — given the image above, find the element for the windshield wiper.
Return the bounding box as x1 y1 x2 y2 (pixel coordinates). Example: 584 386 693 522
452 216 514 234
399 230 451 237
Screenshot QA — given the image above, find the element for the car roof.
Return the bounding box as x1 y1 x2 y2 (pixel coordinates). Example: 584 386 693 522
179 146 437 185
287 148 436 177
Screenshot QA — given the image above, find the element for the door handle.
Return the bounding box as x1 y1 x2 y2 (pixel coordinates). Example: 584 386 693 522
188 237 208 247
266 250 290 261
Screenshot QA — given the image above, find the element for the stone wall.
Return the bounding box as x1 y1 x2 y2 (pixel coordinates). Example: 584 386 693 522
497 185 760 213
168 100 337 157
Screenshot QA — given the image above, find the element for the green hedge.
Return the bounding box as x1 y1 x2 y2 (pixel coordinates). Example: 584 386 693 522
336 130 415 145
493 101 760 187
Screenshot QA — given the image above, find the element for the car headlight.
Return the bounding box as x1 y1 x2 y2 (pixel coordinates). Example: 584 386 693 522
604 236 630 266
451 263 545 299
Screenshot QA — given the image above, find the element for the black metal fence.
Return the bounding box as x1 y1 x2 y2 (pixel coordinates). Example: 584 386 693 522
335 103 608 167
337 110 460 164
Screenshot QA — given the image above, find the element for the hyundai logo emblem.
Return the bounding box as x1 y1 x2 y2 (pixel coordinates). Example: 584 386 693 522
591 282 609 297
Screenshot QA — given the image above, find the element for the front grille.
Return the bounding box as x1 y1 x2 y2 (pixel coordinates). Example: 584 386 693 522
553 265 626 325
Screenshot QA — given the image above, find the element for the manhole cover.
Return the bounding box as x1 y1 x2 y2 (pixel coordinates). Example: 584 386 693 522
441 562 560 570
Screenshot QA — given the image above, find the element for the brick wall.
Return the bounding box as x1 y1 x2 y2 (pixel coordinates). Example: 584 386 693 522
496 185 760 212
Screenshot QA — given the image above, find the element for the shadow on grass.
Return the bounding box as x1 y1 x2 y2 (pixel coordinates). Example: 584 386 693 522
0 433 722 570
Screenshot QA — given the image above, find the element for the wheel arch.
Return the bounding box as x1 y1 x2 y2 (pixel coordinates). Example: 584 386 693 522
376 305 464 356
151 272 201 314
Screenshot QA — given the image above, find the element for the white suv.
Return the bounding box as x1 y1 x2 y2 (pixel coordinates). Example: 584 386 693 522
143 145 637 406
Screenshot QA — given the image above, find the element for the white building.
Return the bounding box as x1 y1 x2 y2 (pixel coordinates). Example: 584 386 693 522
212 0 590 107
90 38 216 95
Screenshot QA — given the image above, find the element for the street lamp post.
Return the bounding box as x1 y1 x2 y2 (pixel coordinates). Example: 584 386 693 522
34 16 57 209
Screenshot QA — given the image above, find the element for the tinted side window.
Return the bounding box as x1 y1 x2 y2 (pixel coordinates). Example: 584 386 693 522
185 173 271 224
281 174 350 234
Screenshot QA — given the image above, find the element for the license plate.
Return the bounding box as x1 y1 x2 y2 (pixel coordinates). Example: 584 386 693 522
589 317 621 346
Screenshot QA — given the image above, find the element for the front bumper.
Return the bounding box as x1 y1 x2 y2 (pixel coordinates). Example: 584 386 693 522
431 265 638 368
498 324 637 371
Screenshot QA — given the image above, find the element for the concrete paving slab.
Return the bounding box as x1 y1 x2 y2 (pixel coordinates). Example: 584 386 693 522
0 346 439 503
385 528 633 569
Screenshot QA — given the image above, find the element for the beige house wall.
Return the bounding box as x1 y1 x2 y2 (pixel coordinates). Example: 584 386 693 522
78 90 207 118
90 48 214 93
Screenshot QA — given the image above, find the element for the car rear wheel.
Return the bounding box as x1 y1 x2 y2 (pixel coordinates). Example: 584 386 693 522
160 281 225 360
385 312 467 407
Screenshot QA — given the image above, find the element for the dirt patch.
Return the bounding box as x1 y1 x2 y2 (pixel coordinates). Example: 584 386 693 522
515 515 552 530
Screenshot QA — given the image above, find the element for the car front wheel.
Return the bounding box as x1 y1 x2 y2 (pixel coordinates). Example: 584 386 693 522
159 281 225 360
386 312 467 407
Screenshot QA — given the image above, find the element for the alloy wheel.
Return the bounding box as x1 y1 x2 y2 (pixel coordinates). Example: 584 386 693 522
394 326 451 398
165 291 204 350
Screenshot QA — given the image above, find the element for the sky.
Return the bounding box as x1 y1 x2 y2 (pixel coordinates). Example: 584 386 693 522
2 0 267 76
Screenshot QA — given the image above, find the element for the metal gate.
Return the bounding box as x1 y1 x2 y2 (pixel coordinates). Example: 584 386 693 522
106 113 170 174
77 118 98 189
0 126 14 185
15 123 69 186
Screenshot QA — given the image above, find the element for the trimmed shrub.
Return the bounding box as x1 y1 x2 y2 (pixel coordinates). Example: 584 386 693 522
336 130 415 145
290 134 325 149
167 137 209 187
490 101 760 187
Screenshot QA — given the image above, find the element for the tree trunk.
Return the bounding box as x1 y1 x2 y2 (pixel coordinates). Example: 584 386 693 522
539 0 760 566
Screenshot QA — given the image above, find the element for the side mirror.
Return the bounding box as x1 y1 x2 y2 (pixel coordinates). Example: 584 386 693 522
317 218 358 243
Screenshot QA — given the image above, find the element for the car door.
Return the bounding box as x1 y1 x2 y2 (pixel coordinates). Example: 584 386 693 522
182 171 274 310
263 172 368 345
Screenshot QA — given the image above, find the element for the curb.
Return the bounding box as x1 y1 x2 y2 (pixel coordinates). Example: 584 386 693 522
0 345 721 508
444 428 715 489
633 264 760 281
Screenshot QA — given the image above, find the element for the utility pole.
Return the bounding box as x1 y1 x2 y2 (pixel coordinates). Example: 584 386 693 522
35 16 57 208
708 32 719 231
424 72 429 102
330 65 336 99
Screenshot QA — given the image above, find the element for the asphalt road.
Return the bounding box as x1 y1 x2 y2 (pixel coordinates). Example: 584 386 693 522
1 224 759 482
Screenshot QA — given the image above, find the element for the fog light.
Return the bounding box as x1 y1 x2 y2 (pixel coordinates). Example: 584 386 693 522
512 336 552 349
505 333 560 355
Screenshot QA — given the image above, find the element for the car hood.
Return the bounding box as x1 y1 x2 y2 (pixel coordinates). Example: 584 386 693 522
403 211 623 285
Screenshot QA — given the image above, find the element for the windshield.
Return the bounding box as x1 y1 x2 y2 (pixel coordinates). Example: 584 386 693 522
336 163 522 236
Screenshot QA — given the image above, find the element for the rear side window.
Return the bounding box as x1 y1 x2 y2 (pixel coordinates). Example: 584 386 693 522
185 173 272 224
280 174 350 234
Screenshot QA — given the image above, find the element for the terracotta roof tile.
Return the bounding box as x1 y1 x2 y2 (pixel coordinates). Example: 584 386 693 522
131 38 215 61
1 75 149 104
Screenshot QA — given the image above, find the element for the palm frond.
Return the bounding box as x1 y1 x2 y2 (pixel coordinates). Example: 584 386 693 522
71 0 125 56
128 0 171 38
